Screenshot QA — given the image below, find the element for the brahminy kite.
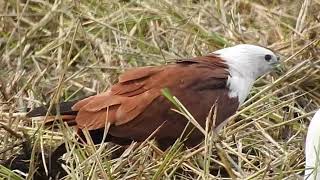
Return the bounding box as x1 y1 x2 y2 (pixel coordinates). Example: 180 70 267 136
25 44 279 178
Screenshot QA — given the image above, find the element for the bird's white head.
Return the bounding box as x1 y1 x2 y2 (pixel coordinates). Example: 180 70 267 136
213 44 279 104
214 44 280 79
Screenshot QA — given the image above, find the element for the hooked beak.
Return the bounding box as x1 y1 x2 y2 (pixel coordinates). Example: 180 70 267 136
270 55 281 66
273 56 284 74
273 56 281 65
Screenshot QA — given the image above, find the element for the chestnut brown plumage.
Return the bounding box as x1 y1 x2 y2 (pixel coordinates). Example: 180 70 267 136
27 55 238 149
23 44 280 178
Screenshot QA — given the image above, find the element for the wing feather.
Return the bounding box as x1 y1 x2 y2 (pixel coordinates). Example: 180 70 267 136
118 66 163 83
72 54 229 130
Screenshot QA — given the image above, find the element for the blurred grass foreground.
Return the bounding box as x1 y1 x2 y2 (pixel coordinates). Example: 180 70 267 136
0 0 320 179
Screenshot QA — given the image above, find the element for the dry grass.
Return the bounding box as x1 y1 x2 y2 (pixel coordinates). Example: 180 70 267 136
0 0 320 179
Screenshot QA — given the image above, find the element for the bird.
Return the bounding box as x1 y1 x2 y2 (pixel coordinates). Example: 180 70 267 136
25 44 279 178
305 109 320 180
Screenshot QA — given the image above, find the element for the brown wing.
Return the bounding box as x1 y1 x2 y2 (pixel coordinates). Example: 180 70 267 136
107 56 239 148
72 54 232 131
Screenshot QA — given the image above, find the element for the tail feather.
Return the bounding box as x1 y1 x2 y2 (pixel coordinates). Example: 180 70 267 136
26 101 78 117
27 101 79 126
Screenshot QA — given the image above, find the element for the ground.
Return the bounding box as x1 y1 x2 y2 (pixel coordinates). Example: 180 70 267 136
0 0 320 179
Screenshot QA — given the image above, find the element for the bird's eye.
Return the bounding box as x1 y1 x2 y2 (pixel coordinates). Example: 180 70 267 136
264 54 272 62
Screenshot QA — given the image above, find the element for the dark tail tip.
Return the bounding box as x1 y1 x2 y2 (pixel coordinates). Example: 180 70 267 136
26 101 79 117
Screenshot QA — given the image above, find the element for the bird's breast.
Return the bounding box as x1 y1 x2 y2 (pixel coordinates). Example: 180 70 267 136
226 75 254 105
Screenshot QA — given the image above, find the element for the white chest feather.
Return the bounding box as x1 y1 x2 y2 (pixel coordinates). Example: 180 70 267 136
212 44 278 105
226 75 254 105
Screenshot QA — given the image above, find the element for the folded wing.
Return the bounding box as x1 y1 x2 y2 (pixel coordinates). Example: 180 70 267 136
72 54 231 130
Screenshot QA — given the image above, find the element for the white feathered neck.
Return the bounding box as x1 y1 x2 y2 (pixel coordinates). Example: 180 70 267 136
213 44 277 104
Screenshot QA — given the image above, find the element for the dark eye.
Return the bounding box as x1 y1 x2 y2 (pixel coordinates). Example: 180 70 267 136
264 54 272 62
